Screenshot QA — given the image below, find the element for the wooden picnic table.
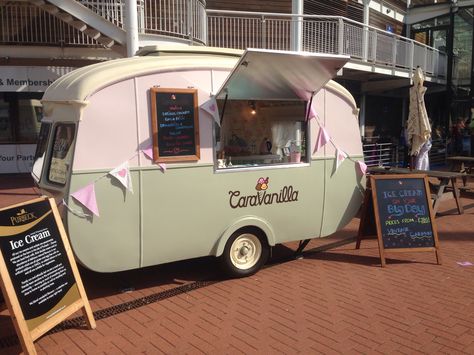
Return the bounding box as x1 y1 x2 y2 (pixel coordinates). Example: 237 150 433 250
368 166 466 216
447 156 474 186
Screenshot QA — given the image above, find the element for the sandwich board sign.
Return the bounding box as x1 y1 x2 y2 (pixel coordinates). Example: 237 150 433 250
356 174 441 266
0 197 95 354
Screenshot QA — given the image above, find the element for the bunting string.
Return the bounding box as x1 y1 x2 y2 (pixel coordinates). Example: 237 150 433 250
69 97 366 218
67 145 166 218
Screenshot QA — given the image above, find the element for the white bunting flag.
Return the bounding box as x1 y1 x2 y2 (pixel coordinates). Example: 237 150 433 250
335 148 347 171
109 161 133 193
200 96 220 126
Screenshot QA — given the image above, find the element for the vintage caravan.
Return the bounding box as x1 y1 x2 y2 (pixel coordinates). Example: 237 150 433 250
32 47 365 277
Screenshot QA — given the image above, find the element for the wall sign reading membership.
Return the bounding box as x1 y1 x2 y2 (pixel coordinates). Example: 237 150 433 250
0 197 95 355
150 88 200 163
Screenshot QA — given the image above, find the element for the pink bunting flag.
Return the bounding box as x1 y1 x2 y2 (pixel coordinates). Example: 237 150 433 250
313 126 331 153
357 161 368 175
200 97 220 126
109 161 133 193
71 183 99 217
306 102 317 121
141 146 166 173
335 148 347 171
142 146 154 160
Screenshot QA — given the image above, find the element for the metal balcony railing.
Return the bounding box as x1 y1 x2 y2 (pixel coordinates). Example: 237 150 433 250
0 2 446 78
79 0 207 43
206 10 447 78
0 3 100 47
363 142 395 167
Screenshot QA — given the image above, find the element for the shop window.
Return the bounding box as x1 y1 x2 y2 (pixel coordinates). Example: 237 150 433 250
0 98 13 143
216 100 307 169
0 93 43 143
48 123 75 185
17 99 42 142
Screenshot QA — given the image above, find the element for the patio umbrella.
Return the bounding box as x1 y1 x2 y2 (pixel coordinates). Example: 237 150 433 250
407 67 431 158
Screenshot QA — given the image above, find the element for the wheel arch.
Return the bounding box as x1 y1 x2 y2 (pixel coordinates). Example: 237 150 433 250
214 216 276 257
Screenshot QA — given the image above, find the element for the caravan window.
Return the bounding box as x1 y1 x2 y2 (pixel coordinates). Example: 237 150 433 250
47 123 75 185
215 100 308 169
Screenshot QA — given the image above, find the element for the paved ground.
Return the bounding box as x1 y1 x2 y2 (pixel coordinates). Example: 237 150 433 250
1 174 474 354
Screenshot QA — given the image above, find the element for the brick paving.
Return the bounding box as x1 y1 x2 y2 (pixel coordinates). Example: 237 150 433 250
1 174 474 354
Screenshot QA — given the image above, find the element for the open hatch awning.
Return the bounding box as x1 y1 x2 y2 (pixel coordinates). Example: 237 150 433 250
215 49 350 101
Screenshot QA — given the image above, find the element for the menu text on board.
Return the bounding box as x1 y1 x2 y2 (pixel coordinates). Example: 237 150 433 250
150 88 200 163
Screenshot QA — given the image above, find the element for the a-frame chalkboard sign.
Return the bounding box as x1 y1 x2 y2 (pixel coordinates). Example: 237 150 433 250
0 197 96 354
356 174 441 267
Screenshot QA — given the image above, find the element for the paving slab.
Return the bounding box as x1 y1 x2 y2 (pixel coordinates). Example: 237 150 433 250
1 174 474 354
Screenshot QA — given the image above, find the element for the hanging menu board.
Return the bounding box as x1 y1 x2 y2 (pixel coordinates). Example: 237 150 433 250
150 88 200 163
0 197 95 354
356 174 441 267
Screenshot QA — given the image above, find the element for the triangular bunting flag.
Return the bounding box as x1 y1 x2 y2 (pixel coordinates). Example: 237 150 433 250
200 96 220 126
71 183 99 217
357 161 368 175
306 102 317 121
313 126 331 153
335 148 347 171
109 161 133 193
142 146 153 160
141 146 166 173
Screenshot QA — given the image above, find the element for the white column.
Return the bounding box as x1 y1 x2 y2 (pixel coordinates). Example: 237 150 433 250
362 0 371 61
125 0 139 57
291 0 303 51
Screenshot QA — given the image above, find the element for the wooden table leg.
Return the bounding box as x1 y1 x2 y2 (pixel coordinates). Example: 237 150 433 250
432 179 446 215
451 177 464 214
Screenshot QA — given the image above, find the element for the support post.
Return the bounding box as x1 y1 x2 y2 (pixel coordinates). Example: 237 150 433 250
338 18 344 55
362 0 371 61
291 0 303 51
125 0 139 57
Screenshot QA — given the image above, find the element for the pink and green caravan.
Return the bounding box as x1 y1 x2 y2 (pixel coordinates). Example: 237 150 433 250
32 46 366 277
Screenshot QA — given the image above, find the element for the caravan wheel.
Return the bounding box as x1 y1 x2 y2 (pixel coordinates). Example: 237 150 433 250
220 228 269 278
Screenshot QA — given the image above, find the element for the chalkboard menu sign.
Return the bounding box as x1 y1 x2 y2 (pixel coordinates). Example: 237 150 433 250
0 197 95 354
357 174 441 267
150 88 200 163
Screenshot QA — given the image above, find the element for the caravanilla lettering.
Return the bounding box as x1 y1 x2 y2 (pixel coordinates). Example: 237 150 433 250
10 209 37 226
229 178 299 209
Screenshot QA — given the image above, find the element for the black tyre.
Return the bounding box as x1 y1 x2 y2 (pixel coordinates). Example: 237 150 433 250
220 228 269 278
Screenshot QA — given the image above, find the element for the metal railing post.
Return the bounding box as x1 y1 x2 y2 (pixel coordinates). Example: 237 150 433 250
392 36 397 67
187 0 193 44
409 41 415 84
338 18 344 55
362 24 369 61
203 3 208 45
261 15 266 49
423 47 428 73
371 30 377 62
